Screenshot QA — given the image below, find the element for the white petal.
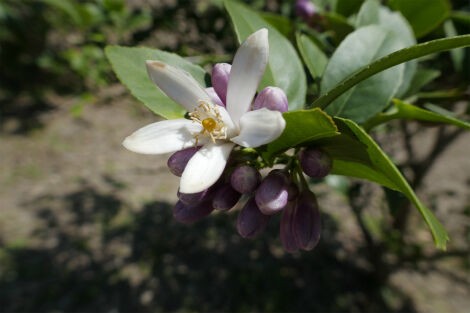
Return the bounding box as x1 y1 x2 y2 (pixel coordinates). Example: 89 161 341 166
122 119 205 154
230 108 285 148
217 106 237 138
179 142 235 193
226 28 269 126
146 61 211 112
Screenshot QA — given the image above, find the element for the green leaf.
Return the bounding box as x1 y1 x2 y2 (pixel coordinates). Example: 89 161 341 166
404 68 441 98
355 0 380 28
323 12 355 43
262 109 339 161
224 0 307 111
317 118 449 249
334 0 365 17
444 20 464 72
376 6 417 97
451 11 470 27
355 2 417 97
321 25 405 123
296 33 328 80
105 45 208 119
363 99 470 130
260 12 293 38
389 0 451 38
313 35 470 111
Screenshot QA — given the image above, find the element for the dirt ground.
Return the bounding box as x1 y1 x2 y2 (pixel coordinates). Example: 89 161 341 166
0 85 469 312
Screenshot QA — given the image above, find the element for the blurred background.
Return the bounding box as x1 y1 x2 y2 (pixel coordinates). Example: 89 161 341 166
0 0 469 312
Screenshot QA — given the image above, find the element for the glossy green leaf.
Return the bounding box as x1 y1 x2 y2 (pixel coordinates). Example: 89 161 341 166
224 0 307 110
262 109 339 161
314 35 470 111
363 99 470 130
389 0 451 38
296 33 328 80
321 25 405 123
317 118 449 249
105 45 207 119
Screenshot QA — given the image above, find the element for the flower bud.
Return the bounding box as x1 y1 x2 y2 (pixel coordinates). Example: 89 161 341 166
255 170 290 215
177 188 210 206
211 63 231 104
295 0 317 22
287 183 299 201
205 87 224 107
230 165 261 194
173 200 214 224
292 190 321 251
280 201 299 253
212 184 241 211
167 147 199 177
299 147 332 178
253 87 288 113
237 198 270 238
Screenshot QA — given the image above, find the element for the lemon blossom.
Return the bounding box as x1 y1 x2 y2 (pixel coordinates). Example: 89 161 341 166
123 28 286 193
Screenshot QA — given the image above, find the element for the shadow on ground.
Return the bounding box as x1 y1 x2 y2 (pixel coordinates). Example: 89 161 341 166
0 179 417 312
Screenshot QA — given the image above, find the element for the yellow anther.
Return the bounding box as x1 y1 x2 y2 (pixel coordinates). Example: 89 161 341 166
202 118 217 132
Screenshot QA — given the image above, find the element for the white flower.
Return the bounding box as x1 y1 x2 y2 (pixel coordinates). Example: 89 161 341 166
123 28 286 193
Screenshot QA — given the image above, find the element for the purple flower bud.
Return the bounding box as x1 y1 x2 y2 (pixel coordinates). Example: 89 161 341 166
288 183 299 201
237 198 270 238
212 184 241 211
211 63 231 105
255 170 290 215
173 200 214 224
299 147 332 178
205 87 225 107
295 0 317 22
177 188 210 206
292 190 321 251
280 201 299 253
167 147 199 177
253 87 288 113
230 165 261 194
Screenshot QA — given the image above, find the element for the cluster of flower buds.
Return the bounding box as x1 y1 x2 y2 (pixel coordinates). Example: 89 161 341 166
165 62 332 253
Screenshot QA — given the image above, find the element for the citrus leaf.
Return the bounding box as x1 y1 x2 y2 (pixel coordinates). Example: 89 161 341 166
317 118 449 249
105 45 208 119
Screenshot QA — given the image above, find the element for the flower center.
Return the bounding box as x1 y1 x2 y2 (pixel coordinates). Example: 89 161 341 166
189 100 227 144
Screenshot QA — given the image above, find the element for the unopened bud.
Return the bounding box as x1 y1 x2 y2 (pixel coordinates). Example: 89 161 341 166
230 165 261 194
255 169 290 215
299 147 332 178
167 147 199 177
212 184 241 211
292 190 321 250
177 188 210 206
237 198 270 238
295 0 317 22
211 63 231 104
253 87 288 113
280 201 299 253
173 200 214 224
205 87 224 107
